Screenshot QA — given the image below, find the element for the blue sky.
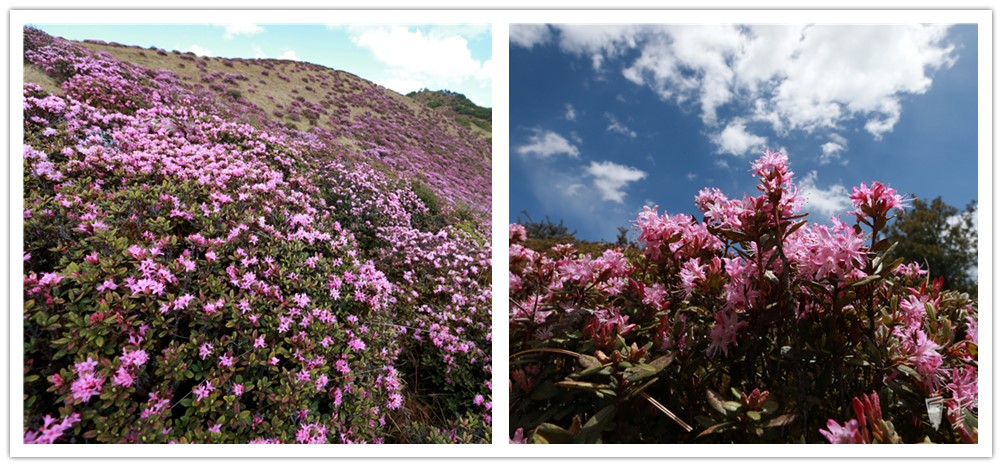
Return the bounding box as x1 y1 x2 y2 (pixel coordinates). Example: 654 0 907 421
509 24 978 242
31 23 493 107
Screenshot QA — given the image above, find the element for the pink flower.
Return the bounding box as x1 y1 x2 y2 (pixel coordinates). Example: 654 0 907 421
335 359 350 375
509 224 527 244
473 394 485 406
850 181 904 217
679 257 706 297
254 336 266 348
292 293 310 307
387 393 403 410
315 374 329 390
208 423 221 434
199 342 214 359
112 366 134 387
946 364 978 411
127 245 146 260
24 413 81 444
819 418 863 444
706 310 747 358
233 383 244 396
966 316 978 344
173 293 194 310
193 380 214 401
641 283 669 310
348 338 366 352
219 354 234 367
510 428 527 444
295 422 328 444
84 252 99 264
38 272 64 287
96 279 117 292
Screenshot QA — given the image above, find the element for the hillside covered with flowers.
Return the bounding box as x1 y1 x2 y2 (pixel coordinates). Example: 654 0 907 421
22 26 491 444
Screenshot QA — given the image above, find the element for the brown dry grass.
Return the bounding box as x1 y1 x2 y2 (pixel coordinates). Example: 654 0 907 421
24 64 61 95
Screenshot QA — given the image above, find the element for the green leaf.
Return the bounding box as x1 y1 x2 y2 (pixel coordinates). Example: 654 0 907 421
707 389 727 415
555 380 615 395
850 275 881 288
575 405 617 444
529 381 559 401
765 413 798 428
696 421 733 438
746 410 761 421
722 401 743 412
623 363 659 382
577 354 601 369
532 423 573 444
762 400 779 414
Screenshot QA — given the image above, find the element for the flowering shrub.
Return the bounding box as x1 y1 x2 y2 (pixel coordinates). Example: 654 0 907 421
22 27 490 444
510 150 977 444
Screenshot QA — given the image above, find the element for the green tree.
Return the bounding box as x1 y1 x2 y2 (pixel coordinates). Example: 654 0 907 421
886 196 977 295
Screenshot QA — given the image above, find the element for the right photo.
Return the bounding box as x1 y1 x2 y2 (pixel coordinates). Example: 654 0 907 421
508 24 979 444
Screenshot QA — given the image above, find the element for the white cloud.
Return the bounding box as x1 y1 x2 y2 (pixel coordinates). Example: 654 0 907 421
187 44 212 57
819 133 848 165
350 26 491 97
509 24 551 48
216 23 263 40
946 203 979 279
687 172 698 181
516 129 580 158
278 50 299 61
565 103 577 121
605 113 637 139
713 119 767 156
548 24 956 154
553 24 645 58
429 24 490 40
563 183 585 197
586 161 648 203
798 171 851 218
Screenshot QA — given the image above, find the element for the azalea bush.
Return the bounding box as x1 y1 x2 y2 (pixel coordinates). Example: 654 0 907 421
510 150 977 444
22 27 490 444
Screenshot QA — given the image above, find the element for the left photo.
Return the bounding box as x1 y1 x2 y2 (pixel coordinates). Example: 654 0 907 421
20 23 492 444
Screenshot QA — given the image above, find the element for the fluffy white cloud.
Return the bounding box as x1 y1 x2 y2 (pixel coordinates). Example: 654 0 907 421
798 171 851 218
820 133 848 165
606 113 637 139
510 24 551 48
687 172 698 181
713 119 767 156
216 23 263 40
278 50 299 61
565 103 577 121
516 130 580 158
586 161 648 203
536 24 956 155
350 26 491 98
187 44 212 57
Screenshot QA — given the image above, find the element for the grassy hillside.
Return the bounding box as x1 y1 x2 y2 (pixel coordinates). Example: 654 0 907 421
407 89 492 139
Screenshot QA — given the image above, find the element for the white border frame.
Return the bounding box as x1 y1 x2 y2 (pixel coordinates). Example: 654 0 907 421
6 6 993 459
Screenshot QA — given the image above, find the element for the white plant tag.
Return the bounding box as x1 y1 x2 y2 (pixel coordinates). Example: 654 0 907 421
926 395 944 430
